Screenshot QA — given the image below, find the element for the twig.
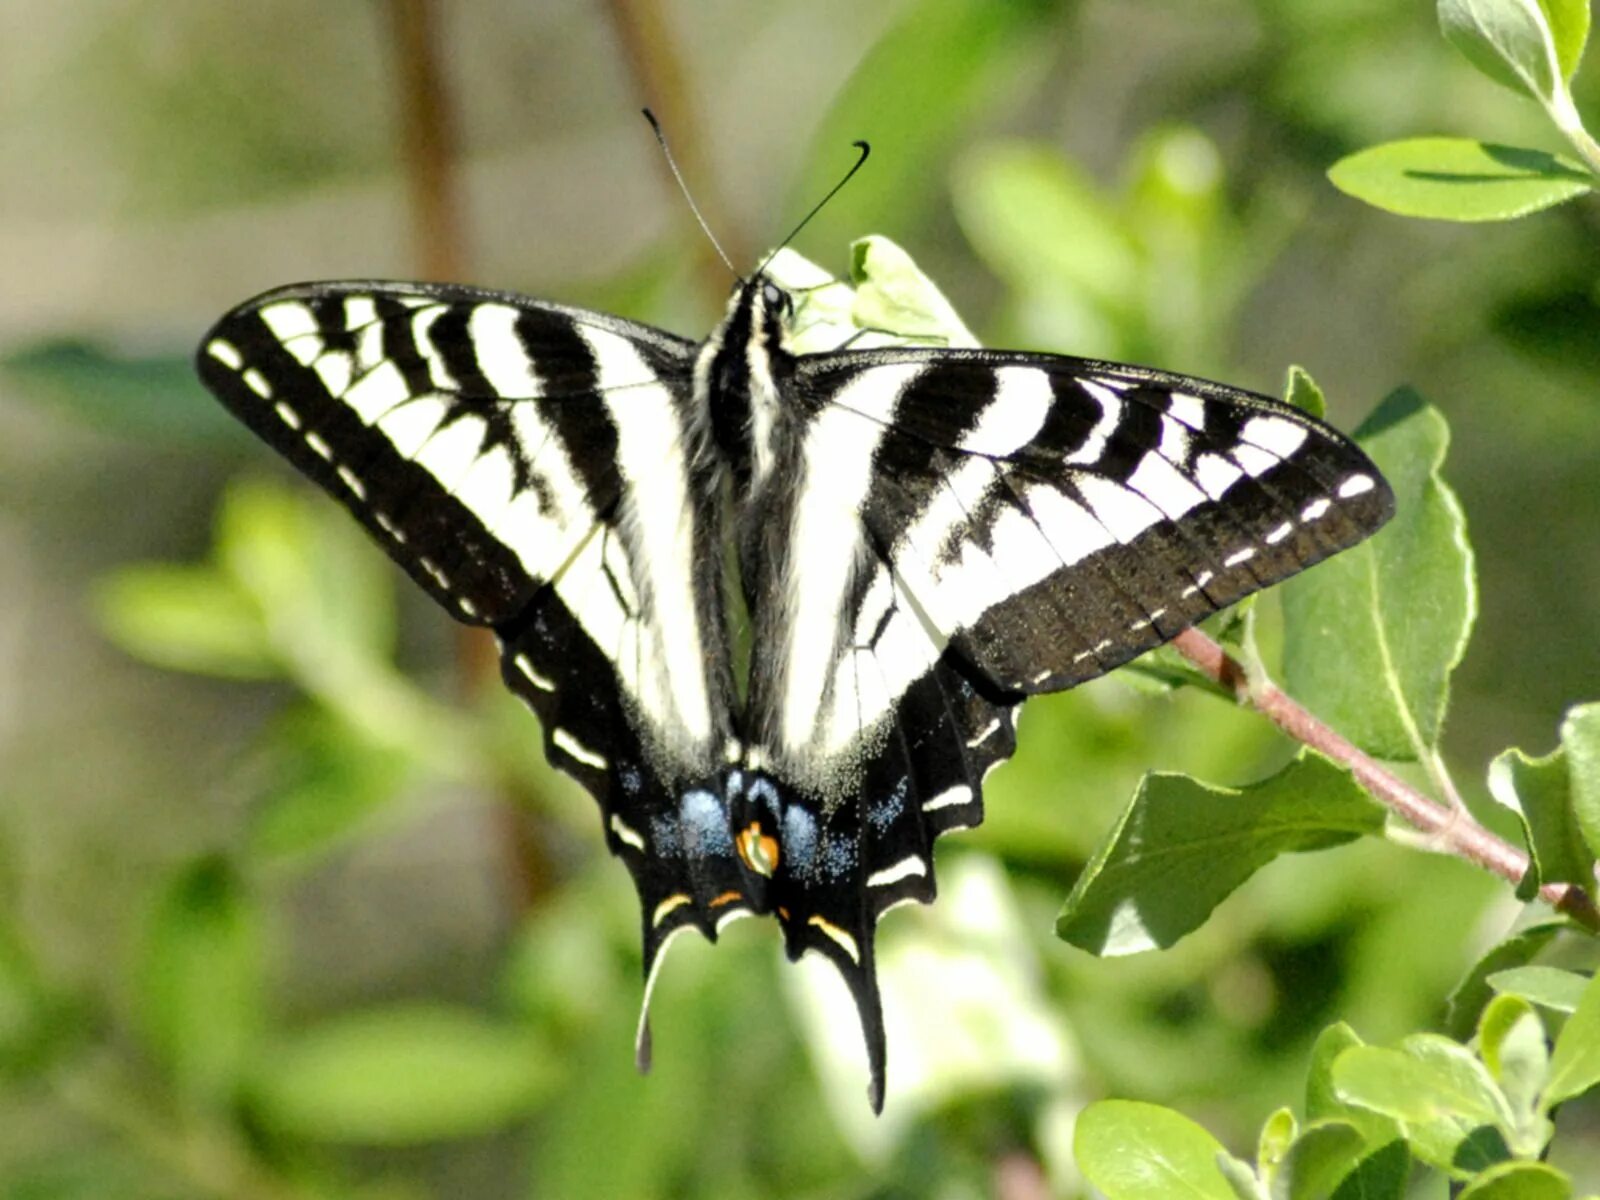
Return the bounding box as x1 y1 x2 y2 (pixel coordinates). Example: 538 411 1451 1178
600 0 748 298
386 0 466 282
994 1150 1053 1200
1170 628 1600 933
383 0 544 908
383 0 500 699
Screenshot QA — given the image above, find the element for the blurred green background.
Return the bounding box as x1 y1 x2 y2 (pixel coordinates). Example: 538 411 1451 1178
2 1 1598 1197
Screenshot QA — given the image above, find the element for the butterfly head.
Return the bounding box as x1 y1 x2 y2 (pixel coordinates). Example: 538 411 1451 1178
724 272 795 347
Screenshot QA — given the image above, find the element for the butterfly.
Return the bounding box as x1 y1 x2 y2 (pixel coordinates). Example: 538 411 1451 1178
196 206 1392 1113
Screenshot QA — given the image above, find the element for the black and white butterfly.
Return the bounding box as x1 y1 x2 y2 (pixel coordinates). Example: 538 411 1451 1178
197 228 1392 1111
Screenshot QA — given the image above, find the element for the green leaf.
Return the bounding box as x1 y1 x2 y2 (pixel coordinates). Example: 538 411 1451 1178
1281 390 1476 761
248 1003 556 1143
1284 366 1327 420
93 564 276 680
1489 966 1593 1013
1258 1108 1298 1184
1328 1141 1410 1200
1563 703 1600 859
1446 922 1569 1038
1540 0 1592 78
0 337 243 444
1306 1025 1403 1148
1544 968 1600 1105
952 140 1140 314
848 235 980 346
1477 995 1554 1155
1074 1100 1239 1200
1488 742 1596 888
1271 1121 1367 1200
1056 753 1384 955
136 857 263 1107
1459 1161 1574 1200
1439 0 1563 103
792 0 1059 257
1328 138 1591 223
1332 1036 1514 1175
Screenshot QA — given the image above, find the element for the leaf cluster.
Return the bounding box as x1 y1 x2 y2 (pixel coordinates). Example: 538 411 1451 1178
1076 968 1600 1198
1330 0 1600 220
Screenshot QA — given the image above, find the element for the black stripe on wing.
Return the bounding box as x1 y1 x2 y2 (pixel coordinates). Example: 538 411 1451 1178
197 281 696 626
803 347 1394 695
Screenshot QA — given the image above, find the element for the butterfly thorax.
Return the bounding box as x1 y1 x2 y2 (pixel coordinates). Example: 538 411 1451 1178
695 275 793 497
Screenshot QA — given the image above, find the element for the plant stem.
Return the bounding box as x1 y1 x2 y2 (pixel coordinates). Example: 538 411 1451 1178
1547 90 1600 180
1170 628 1600 933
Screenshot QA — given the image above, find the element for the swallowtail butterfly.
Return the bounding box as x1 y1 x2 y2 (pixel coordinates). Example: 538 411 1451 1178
197 217 1392 1112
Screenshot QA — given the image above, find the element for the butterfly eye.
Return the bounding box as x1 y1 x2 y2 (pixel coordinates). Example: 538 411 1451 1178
761 281 789 314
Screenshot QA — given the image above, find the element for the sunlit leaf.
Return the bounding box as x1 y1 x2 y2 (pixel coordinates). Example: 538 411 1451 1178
1284 366 1327 420
1257 1107 1297 1184
1305 1024 1402 1149
1540 0 1592 78
1439 0 1562 103
952 140 1139 314
1074 1100 1238 1200
1458 1160 1574 1200
1563 703 1600 859
1057 753 1383 956
1489 965 1592 1013
1281 390 1476 760
1332 1036 1514 1175
1544 968 1600 1105
94 564 276 679
1446 922 1570 1038
1328 139 1590 222
1489 740 1596 888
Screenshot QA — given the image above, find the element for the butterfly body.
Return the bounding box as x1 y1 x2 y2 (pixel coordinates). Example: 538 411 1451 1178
199 258 1392 1111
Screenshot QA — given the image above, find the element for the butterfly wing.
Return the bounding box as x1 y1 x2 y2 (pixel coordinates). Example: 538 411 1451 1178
749 346 1393 1100
197 281 750 993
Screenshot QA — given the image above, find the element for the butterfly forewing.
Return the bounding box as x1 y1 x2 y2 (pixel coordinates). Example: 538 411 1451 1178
783 347 1393 706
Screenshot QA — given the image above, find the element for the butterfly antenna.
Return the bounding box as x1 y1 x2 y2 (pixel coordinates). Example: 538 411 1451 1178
642 109 739 281
756 138 871 277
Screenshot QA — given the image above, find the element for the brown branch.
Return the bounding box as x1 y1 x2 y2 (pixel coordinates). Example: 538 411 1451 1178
382 1 543 907
600 0 746 300
1170 628 1600 933
386 0 466 282
382 0 499 698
